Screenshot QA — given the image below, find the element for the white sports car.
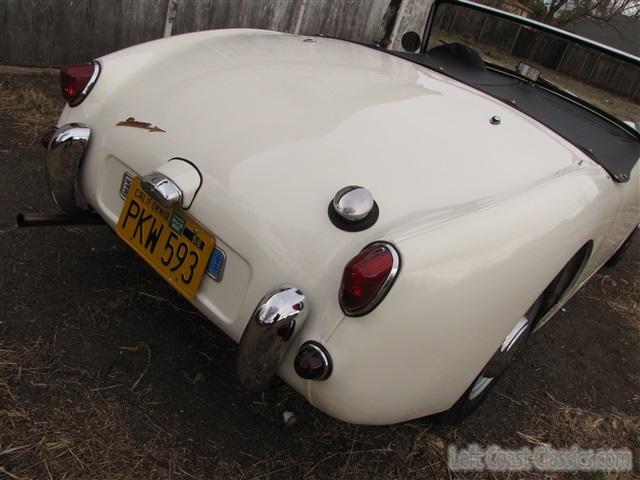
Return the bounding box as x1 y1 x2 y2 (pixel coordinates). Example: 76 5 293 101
22 0 639 424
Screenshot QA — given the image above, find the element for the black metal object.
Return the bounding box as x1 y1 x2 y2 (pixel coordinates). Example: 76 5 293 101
327 201 379 232
294 341 333 381
17 212 105 227
605 226 638 267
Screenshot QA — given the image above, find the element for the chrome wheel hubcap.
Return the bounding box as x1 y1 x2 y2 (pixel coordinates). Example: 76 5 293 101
468 314 531 400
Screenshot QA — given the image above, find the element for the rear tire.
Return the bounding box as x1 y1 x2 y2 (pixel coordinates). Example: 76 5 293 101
442 295 543 423
605 227 638 268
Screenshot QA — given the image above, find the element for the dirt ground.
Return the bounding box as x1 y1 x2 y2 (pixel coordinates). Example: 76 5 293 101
1 69 639 480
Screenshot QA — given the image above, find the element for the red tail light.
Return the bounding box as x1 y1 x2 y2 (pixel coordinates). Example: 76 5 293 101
339 242 400 316
60 62 100 106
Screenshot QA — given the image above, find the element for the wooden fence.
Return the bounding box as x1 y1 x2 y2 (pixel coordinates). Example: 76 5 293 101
436 6 640 101
0 0 394 67
3 0 635 102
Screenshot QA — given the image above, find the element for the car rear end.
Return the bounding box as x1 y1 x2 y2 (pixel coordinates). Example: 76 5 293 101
41 29 623 424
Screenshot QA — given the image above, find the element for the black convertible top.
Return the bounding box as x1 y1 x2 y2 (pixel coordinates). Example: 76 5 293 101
395 44 640 183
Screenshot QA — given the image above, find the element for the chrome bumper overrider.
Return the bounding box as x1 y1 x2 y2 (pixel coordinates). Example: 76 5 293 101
45 123 91 213
236 287 309 391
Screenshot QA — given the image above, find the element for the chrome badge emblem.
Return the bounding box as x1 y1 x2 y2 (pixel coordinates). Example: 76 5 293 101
116 117 166 133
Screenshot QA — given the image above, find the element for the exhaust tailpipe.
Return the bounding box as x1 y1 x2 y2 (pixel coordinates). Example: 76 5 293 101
17 212 105 227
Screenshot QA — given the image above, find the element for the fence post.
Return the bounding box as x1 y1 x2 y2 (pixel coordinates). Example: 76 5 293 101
291 0 308 34
388 0 434 51
555 42 569 72
586 52 602 83
164 0 179 37
631 74 640 101
388 0 408 48
509 25 521 54
476 15 488 42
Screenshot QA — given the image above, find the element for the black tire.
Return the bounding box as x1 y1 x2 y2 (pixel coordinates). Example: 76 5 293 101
605 227 638 268
441 295 543 423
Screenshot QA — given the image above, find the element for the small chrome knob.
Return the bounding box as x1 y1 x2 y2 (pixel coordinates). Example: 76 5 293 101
332 186 375 222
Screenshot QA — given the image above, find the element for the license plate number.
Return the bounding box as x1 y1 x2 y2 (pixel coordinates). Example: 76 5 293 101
116 176 215 299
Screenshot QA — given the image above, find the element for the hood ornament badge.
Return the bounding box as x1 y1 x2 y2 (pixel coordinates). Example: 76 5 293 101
116 117 165 133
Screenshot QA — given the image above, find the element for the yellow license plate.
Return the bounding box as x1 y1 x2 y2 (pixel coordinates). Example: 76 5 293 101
116 177 215 299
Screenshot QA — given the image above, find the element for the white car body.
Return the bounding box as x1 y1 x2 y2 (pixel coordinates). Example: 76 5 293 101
50 22 639 425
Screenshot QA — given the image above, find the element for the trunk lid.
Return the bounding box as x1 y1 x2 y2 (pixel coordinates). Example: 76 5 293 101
77 31 589 331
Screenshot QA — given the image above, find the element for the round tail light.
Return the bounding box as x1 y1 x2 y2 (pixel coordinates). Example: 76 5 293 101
60 62 100 106
294 342 332 380
339 242 400 316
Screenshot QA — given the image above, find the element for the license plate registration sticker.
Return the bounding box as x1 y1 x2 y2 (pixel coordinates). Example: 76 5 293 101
116 176 215 299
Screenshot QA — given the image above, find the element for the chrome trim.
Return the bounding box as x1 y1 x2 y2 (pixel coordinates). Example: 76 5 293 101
470 296 542 398
295 341 332 381
468 375 492 400
499 317 529 353
69 61 101 107
45 123 91 213
253 288 307 327
490 115 501 125
332 186 375 221
140 171 183 208
468 316 531 400
341 242 401 317
236 286 310 391
482 315 531 378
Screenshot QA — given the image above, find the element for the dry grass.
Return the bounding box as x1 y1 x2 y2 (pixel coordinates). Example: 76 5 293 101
595 273 640 326
589 249 640 329
515 394 640 453
0 73 61 148
0 339 197 480
1 336 638 479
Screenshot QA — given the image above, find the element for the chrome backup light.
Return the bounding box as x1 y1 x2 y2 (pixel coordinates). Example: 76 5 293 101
329 185 379 231
141 171 183 208
294 341 332 381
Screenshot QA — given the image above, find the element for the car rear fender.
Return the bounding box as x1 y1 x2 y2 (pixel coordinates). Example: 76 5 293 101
301 166 623 424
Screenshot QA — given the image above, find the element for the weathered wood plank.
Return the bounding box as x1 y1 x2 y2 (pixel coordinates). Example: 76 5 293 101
296 0 390 42
1 0 636 105
0 0 167 67
1 0 391 66
173 0 297 34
